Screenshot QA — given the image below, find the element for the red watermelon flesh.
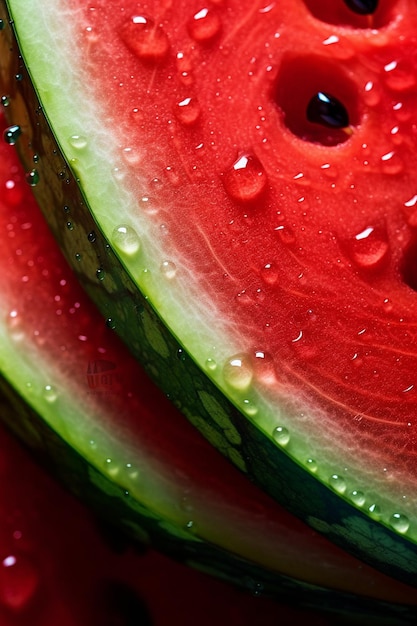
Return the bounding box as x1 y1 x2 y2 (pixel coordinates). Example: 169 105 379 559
3 110 417 613
2 0 417 588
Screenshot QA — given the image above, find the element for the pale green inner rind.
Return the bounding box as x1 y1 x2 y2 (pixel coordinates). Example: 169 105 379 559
4 0 417 586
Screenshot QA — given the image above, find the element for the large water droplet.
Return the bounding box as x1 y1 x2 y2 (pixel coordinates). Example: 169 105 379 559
69 134 88 149
43 384 58 403
175 97 201 125
3 125 21 145
223 154 267 203
188 7 221 42
160 260 177 279
344 225 389 271
350 489 366 506
120 15 170 63
112 224 141 256
223 353 253 391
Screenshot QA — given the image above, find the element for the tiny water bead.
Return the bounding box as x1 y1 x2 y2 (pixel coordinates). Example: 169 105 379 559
25 169 39 187
120 15 170 63
343 0 378 15
223 154 267 203
3 124 21 145
389 512 410 534
69 134 88 149
223 353 253 391
175 97 201 125
349 490 366 506
43 384 58 403
96 267 106 281
305 458 318 473
6 310 24 342
160 260 177 279
187 7 221 43
111 224 141 256
1 95 10 107
307 92 349 129
88 230 97 243
328 474 347 494
344 225 389 271
272 425 290 446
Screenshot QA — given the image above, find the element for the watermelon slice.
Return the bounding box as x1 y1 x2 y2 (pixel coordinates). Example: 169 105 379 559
2 0 417 589
3 109 417 623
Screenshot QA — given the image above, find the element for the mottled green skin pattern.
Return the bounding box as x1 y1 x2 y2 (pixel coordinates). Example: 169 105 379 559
1 0 417 593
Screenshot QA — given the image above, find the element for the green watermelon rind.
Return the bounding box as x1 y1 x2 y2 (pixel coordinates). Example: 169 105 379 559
1 0 417 588
1 378 417 626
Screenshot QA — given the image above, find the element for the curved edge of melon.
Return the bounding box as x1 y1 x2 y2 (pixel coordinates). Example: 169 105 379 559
1 377 417 626
1 0 417 590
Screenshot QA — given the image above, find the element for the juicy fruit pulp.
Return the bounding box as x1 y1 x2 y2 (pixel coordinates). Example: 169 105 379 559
3 112 416 623
2 0 417 588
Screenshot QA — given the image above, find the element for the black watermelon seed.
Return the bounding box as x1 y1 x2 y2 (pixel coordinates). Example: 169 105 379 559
306 92 350 129
343 0 379 15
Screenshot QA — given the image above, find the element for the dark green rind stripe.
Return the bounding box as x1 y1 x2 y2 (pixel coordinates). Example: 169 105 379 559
1 0 417 589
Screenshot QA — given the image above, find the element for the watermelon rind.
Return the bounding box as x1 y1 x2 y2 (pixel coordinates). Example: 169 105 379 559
2 0 417 589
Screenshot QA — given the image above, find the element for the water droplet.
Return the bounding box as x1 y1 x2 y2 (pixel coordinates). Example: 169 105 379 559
6 310 24 342
344 225 389 271
188 7 221 43
205 357 217 371
380 150 403 175
0 554 39 611
223 353 253 391
120 15 170 63
389 512 410 534
43 384 58 403
111 224 141 256
368 503 381 518
96 268 106 281
122 146 142 165
1 95 10 107
175 97 201 125
350 490 366 506
384 61 416 92
160 260 177 279
272 426 290 446
75 252 82 262
104 458 120 477
306 458 318 473
69 134 87 149
106 318 116 330
253 350 276 385
223 154 267 203
242 399 258 416
329 474 346 494
3 125 21 145
66 221 74 231
275 224 296 246
260 262 279 285
87 231 97 243
25 169 39 187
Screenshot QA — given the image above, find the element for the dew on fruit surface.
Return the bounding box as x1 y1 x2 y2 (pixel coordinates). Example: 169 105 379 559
241 398 258 417
25 169 39 187
383 60 416 92
175 96 201 125
272 425 290 446
104 457 120 477
96 267 106 281
1 95 10 107
274 224 296 246
253 350 276 386
328 474 347 494
223 154 267 203
205 357 217 371
66 221 74 231
75 252 82 262
344 225 389 271
43 384 58 403
6 310 25 342
111 224 141 256
380 150 403 175
187 7 221 43
69 134 88 149
368 503 382 519
88 230 97 243
120 15 170 63
0 19 4 30
349 490 366 506
122 146 142 166
389 512 410 534
160 260 177 279
3 124 21 145
106 318 116 330
223 353 253 391
305 458 318 473
260 262 279 285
